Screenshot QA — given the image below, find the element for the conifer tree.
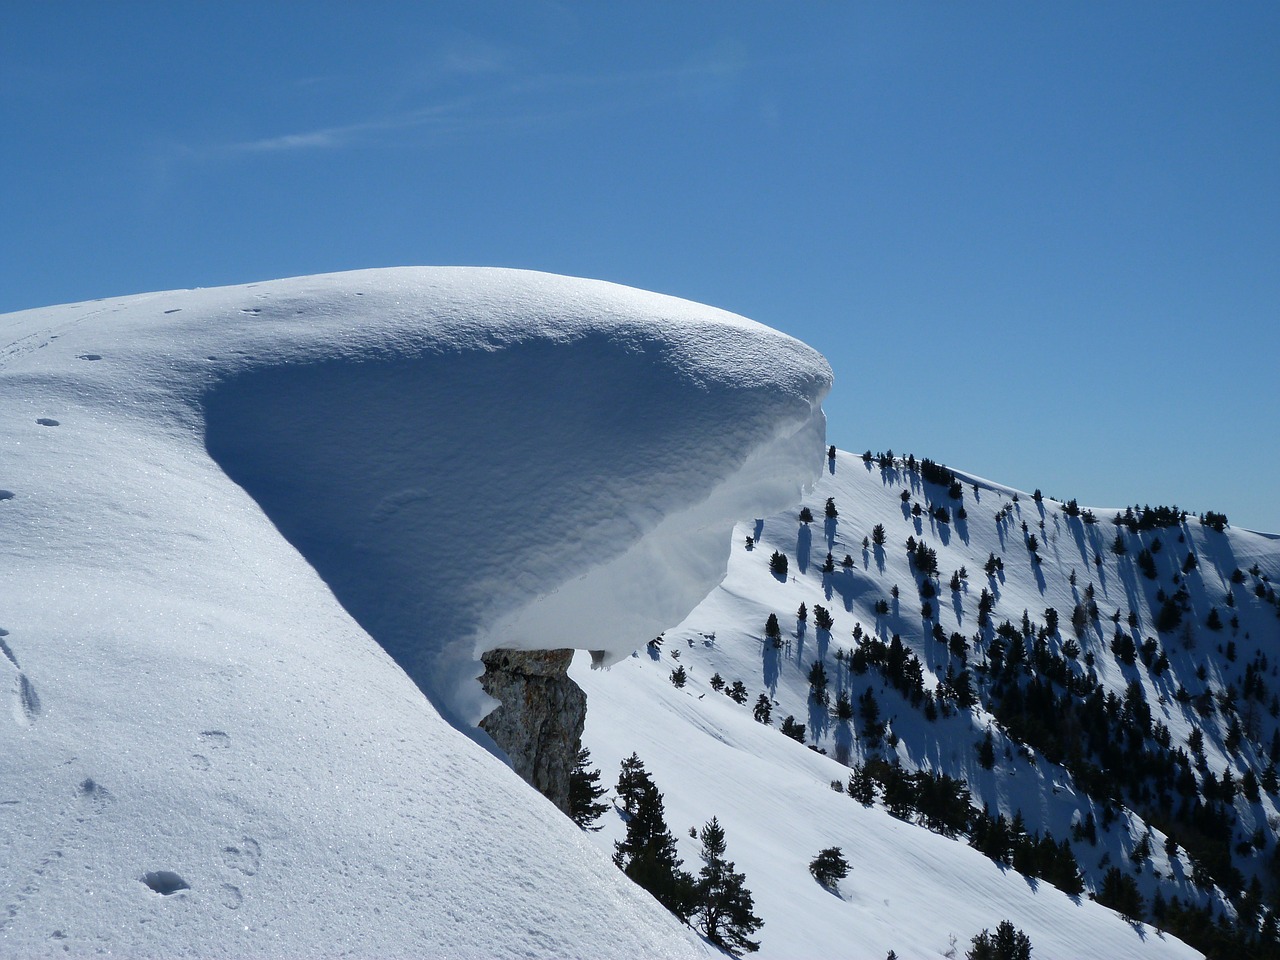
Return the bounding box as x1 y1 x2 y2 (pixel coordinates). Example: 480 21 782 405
753 693 773 725
616 753 648 815
808 847 850 888
569 747 609 831
825 497 838 519
966 921 1032 960
769 551 788 577
694 818 763 955
612 770 697 922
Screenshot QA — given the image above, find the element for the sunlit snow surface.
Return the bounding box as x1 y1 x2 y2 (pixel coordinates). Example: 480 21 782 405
0 268 828 958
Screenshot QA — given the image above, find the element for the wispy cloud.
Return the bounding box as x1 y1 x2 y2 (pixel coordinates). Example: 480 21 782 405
187 45 748 161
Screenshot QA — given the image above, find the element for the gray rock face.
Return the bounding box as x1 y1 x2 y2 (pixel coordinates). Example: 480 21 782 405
479 649 586 813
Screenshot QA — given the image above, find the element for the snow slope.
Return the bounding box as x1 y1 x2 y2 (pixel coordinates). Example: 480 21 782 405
575 450 1280 958
0 269 829 958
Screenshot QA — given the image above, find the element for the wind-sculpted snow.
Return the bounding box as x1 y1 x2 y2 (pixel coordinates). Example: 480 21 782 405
0 268 829 957
0 268 827 958
200 271 829 726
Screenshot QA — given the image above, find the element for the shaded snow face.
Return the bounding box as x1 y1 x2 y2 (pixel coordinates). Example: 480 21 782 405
204 317 827 728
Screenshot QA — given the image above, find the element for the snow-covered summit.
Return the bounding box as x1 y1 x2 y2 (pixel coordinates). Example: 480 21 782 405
0 269 828 958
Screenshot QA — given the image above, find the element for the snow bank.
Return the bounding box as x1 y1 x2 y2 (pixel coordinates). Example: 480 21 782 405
0 268 829 958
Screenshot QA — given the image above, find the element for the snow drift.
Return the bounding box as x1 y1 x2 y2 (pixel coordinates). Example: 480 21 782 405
0 268 829 958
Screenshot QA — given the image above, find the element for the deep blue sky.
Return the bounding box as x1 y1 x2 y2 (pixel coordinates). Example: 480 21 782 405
4 3 1278 532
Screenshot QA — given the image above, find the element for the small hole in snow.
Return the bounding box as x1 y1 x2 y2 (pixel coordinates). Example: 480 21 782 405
0 491 14 501
36 418 60 427
76 354 102 361
141 871 190 895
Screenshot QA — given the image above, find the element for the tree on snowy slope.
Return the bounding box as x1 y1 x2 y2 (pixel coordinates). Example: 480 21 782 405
612 764 697 922
693 817 762 955
966 921 1032 960
569 747 609 831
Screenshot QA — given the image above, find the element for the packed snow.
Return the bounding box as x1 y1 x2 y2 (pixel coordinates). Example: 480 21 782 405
0 268 828 958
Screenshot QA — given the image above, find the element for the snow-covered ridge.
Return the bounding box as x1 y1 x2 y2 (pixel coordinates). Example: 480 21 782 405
0 268 828 958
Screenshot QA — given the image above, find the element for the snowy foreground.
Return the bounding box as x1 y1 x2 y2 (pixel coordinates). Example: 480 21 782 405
0 269 827 958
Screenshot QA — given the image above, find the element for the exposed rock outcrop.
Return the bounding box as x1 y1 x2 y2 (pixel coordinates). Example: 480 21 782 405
479 649 586 812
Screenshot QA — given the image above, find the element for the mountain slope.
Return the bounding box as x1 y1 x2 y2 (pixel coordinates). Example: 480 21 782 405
577 450 1280 958
0 269 828 958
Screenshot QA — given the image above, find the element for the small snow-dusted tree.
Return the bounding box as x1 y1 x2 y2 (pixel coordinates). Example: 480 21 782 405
809 847 849 889
569 747 609 831
799 506 814 524
694 818 763 955
872 523 887 546
728 680 748 704
825 497 838 519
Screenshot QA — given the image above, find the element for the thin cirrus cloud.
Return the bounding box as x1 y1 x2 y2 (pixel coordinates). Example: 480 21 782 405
202 50 747 159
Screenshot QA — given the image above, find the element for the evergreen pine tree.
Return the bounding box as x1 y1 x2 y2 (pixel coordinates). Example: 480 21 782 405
612 774 697 922
753 694 772 725
966 921 1032 960
694 818 763 955
616 753 648 815
808 847 850 888
569 746 609 831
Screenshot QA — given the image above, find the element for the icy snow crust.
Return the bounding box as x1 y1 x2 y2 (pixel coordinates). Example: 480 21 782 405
0 268 828 958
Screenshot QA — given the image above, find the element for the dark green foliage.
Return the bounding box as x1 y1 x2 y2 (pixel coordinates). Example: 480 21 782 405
833 690 854 721
813 604 834 631
670 665 687 688
728 680 748 704
797 602 807 622
694 818 763 955
1206 607 1223 630
769 550 788 577
966 921 1032 960
799 506 814 524
765 613 782 646
825 497 838 519
872 523 887 546
612 767 697 922
752 694 772 725
1200 511 1228 532
569 747 609 831
978 729 996 770
1155 598 1182 632
780 715 806 743
808 847 849 888
616 753 648 815
710 672 726 692
1095 866 1144 922
807 661 829 702
919 458 956 488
